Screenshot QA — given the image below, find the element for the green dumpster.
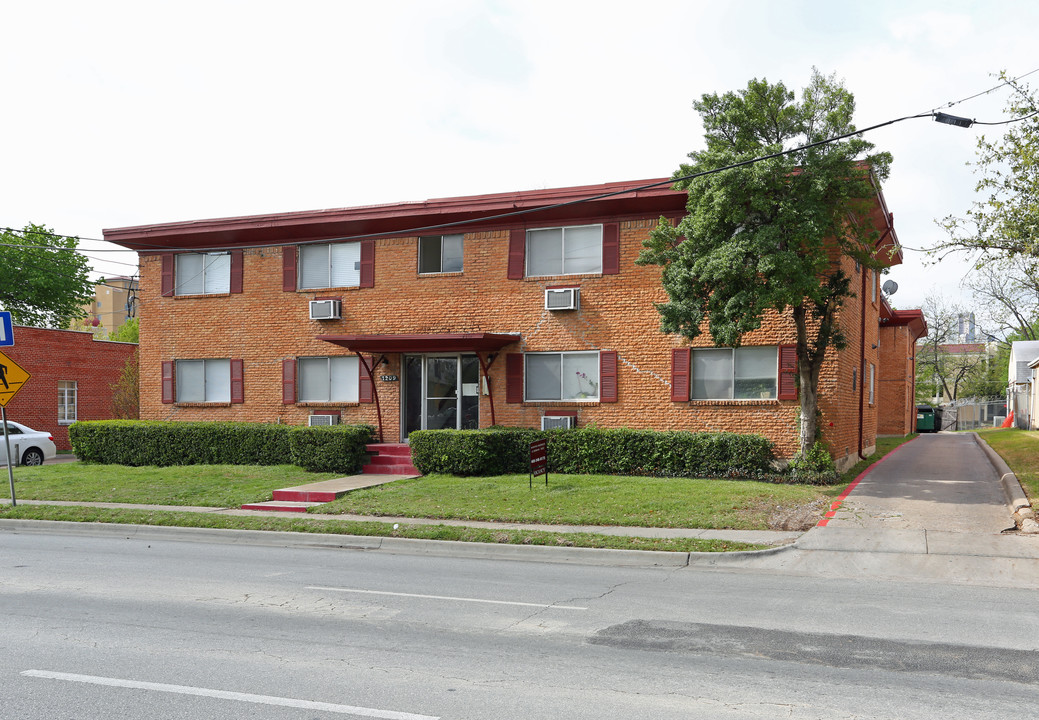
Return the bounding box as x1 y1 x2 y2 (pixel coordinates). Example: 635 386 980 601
916 404 941 433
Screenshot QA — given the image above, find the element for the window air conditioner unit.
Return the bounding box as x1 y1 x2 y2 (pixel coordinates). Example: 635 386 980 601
308 414 339 427
541 415 576 430
545 287 579 311
309 299 341 320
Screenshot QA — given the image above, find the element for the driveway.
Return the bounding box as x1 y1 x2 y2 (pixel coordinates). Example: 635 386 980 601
823 433 1015 533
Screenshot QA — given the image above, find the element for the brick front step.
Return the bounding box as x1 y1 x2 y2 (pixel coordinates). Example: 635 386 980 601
240 500 322 512
272 488 343 503
363 443 420 476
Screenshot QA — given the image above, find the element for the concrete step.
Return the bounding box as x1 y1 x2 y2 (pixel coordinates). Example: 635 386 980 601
363 463 420 475
240 500 323 513
272 488 345 503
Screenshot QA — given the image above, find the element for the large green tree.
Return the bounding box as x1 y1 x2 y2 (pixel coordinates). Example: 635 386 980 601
638 70 893 458
940 73 1039 259
0 224 93 328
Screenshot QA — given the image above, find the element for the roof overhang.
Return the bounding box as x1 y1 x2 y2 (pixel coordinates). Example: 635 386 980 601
104 179 686 252
867 172 903 268
316 333 521 354
880 297 928 340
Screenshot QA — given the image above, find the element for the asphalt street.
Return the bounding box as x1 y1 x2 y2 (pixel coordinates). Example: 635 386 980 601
2 524 1038 719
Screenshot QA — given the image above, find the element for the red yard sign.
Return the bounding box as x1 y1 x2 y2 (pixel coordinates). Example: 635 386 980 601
529 439 548 488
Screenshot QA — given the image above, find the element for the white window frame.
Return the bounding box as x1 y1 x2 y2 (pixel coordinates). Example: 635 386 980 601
523 351 600 401
58 380 77 425
418 234 464 274
525 224 603 277
298 242 361 290
175 252 231 295
297 356 360 403
175 359 231 403
690 347 779 400
869 363 876 405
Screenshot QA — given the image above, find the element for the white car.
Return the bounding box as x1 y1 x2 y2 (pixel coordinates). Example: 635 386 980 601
0 422 57 466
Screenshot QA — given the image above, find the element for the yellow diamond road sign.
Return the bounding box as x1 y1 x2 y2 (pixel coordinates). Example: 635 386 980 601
0 350 30 407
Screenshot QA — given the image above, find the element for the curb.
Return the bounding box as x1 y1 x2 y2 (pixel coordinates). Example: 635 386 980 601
971 432 1030 511
0 518 694 568
971 432 1037 533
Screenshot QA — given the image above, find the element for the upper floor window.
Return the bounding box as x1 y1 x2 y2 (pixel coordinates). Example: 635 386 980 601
298 356 360 403
176 359 231 403
299 243 361 290
692 346 777 400
526 225 602 277
176 252 230 295
419 235 463 274
58 380 77 424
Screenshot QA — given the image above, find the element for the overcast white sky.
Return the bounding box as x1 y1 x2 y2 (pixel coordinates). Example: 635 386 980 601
3 0 1037 315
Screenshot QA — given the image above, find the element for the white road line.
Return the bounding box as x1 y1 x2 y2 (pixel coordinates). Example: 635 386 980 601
21 670 438 720
306 586 588 610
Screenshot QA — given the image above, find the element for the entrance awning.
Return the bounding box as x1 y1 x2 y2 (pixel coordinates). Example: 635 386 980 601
316 332 521 354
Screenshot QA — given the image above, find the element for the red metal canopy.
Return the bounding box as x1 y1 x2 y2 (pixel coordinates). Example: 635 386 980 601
316 333 521 353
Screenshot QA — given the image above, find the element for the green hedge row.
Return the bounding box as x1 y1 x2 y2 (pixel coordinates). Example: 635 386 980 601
408 427 775 478
68 421 375 474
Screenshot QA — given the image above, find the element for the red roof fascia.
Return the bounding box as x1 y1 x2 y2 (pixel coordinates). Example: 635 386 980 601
879 298 927 341
316 333 521 354
104 179 685 252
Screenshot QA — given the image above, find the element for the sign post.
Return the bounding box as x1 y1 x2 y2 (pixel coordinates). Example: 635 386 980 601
0 346 31 507
529 439 548 490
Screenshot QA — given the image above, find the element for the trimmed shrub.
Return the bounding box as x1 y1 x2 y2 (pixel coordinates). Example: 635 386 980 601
409 427 775 478
288 424 375 473
69 420 373 472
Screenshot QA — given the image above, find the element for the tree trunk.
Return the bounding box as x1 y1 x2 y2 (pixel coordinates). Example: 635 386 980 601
798 366 819 458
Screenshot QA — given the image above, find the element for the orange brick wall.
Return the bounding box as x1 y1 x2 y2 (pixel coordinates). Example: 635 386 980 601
138 217 890 462
3 327 137 451
878 324 917 435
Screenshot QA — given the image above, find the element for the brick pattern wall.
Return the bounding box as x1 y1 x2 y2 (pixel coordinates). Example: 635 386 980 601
138 218 891 461
878 324 917 435
3 327 137 450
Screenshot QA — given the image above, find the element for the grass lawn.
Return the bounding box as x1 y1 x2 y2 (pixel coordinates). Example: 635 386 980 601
0 434 918 548
1 464 340 507
975 428 1039 508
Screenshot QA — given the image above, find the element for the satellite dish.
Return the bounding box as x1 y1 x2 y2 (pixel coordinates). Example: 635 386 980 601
882 280 898 295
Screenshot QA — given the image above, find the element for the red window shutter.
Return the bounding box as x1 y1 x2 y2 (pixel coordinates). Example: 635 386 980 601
359 356 374 403
507 229 525 279
229 250 244 294
282 246 297 292
282 359 296 404
599 351 618 402
161 361 175 404
230 359 244 403
671 348 690 402
602 223 620 275
505 353 524 403
359 240 375 288
161 254 174 297
778 344 798 400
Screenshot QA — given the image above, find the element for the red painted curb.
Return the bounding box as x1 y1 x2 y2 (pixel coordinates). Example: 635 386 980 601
816 436 922 527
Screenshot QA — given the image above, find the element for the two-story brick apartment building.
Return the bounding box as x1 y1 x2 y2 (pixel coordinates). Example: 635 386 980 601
104 178 916 470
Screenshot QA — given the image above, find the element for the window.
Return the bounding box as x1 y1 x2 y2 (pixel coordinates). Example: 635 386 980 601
176 253 231 295
691 347 778 400
58 381 77 424
298 356 360 403
526 225 602 276
299 243 362 290
419 235 463 274
524 351 599 401
176 359 231 402
871 270 878 303
869 363 875 405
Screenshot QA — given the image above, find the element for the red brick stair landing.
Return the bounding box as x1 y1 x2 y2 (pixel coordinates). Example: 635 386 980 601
363 443 420 476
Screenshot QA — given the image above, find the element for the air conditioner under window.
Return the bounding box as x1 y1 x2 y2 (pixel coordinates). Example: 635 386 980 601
309 299 341 320
545 287 579 311
308 414 340 427
541 415 576 430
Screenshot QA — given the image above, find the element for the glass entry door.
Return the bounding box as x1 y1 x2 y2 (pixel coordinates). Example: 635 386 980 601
403 354 480 440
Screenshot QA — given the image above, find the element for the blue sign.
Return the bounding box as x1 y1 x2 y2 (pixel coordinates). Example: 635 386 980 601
0 313 11 347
